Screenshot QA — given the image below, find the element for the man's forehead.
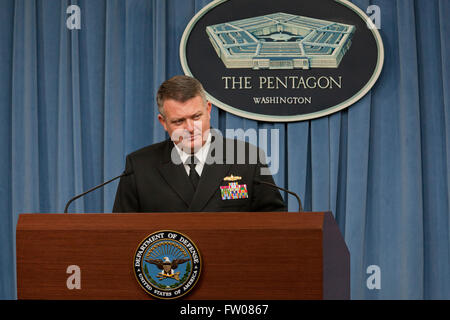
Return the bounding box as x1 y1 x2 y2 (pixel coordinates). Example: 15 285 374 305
162 96 206 117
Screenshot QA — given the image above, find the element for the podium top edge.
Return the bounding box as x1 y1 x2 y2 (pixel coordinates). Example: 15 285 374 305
17 212 332 231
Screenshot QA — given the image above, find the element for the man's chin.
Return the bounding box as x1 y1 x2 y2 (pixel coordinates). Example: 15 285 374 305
178 140 203 154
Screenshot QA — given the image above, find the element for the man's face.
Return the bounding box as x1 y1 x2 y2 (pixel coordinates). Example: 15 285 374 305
158 95 212 153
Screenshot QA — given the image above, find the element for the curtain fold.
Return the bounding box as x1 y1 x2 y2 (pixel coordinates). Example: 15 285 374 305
0 0 449 299
396 0 424 299
439 0 450 295
287 122 310 212
0 0 14 301
415 0 450 299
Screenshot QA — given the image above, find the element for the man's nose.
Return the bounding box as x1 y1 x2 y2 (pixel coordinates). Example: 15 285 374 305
185 119 195 133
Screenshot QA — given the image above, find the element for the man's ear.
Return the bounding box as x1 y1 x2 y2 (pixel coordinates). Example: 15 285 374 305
158 113 168 131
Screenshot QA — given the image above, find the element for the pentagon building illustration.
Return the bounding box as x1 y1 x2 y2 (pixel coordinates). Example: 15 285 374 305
206 12 355 69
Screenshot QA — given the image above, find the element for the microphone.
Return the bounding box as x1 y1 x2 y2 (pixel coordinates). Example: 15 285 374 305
254 179 303 212
64 170 134 213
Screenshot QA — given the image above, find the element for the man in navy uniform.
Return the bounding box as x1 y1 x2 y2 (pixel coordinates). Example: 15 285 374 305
113 75 285 212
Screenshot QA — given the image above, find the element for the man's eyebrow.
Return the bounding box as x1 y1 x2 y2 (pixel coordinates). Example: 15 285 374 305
170 117 184 123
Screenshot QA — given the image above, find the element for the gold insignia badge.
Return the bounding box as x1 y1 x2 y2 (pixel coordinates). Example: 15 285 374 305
223 174 242 182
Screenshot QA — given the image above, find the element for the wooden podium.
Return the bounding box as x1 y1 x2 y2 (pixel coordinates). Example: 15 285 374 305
16 211 349 299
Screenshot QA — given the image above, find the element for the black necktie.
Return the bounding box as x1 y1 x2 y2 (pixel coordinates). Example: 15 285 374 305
186 156 200 190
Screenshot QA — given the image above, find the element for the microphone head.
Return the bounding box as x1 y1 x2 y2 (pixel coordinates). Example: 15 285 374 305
122 170 134 176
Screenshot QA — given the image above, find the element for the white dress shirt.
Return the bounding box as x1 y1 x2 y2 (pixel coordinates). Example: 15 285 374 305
173 133 212 176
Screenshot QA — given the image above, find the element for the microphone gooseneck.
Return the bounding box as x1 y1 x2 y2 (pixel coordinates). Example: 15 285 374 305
254 179 303 212
64 170 133 213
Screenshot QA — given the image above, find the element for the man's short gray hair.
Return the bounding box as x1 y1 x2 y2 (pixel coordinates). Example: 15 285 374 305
156 75 207 116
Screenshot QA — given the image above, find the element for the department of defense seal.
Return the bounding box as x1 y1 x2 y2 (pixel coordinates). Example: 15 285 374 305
133 230 202 299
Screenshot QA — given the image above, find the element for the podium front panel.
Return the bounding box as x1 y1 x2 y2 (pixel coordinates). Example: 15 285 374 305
16 212 348 299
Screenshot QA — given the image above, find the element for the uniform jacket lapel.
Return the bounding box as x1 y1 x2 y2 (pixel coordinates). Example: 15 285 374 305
157 140 195 207
189 133 232 211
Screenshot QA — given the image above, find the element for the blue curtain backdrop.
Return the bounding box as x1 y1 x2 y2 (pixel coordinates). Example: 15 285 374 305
0 0 449 299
